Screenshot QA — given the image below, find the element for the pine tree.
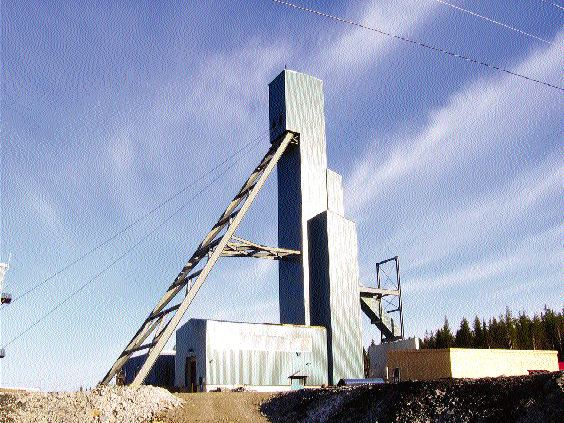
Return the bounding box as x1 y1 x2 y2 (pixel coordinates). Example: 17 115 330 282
455 318 473 347
473 316 484 348
504 307 517 349
436 317 454 348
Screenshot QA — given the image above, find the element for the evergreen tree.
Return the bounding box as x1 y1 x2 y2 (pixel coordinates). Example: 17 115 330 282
504 307 517 349
515 311 532 350
435 317 454 348
473 316 484 348
418 306 562 357
455 318 473 347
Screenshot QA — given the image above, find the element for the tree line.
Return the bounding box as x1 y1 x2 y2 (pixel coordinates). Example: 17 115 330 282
420 306 563 360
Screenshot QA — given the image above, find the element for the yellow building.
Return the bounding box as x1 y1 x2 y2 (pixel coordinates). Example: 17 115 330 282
387 348 559 381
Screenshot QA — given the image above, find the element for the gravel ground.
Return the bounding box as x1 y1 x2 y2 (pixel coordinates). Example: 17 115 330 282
158 391 273 423
262 371 564 423
0 385 182 423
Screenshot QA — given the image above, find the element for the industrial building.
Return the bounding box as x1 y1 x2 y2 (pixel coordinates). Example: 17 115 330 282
122 351 175 387
175 320 328 391
107 69 402 390
172 70 366 391
106 69 560 392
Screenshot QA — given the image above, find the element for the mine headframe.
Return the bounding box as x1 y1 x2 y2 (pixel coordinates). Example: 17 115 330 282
100 131 300 387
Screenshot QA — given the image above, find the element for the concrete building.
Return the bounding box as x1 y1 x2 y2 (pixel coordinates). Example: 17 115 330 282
387 348 559 381
368 338 420 379
175 319 328 391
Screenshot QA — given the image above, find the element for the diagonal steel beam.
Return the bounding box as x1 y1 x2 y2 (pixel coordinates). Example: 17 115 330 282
100 131 297 386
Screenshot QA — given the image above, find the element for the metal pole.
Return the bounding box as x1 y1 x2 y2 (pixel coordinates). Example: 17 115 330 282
395 256 404 338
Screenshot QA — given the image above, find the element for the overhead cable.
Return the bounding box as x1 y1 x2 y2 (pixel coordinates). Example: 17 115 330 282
0 130 267 311
540 0 564 11
434 0 555 45
272 0 563 92
1 145 253 348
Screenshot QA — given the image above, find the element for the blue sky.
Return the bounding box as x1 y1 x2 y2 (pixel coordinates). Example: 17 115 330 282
1 0 562 390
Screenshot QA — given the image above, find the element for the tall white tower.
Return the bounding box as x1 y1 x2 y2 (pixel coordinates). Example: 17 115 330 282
270 70 364 383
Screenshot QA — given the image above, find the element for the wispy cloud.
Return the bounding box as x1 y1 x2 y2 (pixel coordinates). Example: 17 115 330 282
405 224 561 292
345 30 563 215
312 1 438 78
384 153 562 269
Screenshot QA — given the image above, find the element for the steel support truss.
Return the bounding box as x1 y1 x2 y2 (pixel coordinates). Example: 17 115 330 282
359 256 404 342
100 131 299 386
220 236 299 260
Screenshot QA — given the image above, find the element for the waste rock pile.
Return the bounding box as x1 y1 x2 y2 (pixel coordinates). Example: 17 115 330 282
261 371 563 423
0 385 182 423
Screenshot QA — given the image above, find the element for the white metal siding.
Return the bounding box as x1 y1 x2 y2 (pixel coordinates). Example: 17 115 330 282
309 211 364 384
270 70 328 326
205 320 328 387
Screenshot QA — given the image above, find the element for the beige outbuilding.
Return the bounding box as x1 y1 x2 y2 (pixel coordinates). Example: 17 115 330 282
387 348 559 381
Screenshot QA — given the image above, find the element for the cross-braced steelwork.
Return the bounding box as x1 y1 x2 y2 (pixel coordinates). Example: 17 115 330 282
359 256 404 342
100 131 298 386
221 236 300 260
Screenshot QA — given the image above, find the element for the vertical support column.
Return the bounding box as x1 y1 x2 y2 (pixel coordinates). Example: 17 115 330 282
270 70 328 326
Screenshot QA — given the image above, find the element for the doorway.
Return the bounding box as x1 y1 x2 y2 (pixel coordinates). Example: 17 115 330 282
185 356 197 392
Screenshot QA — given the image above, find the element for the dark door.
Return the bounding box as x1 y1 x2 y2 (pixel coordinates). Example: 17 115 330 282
185 356 197 392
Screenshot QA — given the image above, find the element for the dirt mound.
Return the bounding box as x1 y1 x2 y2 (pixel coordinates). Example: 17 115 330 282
261 372 563 422
0 385 182 423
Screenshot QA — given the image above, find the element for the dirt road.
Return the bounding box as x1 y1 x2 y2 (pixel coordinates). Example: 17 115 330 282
158 392 274 423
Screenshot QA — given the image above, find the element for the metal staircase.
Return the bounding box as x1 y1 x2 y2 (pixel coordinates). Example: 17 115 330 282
100 131 299 386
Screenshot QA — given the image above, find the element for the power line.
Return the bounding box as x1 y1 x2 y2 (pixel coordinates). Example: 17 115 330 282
433 0 554 45
272 0 563 92
0 130 267 311
540 0 564 11
1 144 252 349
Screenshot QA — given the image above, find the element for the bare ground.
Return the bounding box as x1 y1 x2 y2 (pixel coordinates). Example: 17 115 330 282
157 392 273 423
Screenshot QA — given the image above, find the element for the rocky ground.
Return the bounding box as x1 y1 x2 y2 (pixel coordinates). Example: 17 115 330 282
1 372 561 422
261 371 564 423
0 385 182 423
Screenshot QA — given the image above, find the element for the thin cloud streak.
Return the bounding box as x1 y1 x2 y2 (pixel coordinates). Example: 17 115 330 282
345 30 563 215
405 224 561 292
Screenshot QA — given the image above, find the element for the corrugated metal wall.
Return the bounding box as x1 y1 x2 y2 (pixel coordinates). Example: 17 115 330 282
309 210 364 384
175 319 207 388
205 320 328 387
270 70 328 326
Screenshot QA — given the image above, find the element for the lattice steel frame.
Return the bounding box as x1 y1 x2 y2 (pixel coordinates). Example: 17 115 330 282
375 256 404 341
100 131 299 386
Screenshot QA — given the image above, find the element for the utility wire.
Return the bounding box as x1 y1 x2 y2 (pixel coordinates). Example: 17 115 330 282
540 0 564 11
0 130 267 311
272 0 563 92
1 145 252 349
433 0 555 45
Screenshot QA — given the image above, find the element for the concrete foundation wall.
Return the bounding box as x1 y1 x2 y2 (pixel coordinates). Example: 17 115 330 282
387 349 452 380
449 349 559 378
387 348 559 381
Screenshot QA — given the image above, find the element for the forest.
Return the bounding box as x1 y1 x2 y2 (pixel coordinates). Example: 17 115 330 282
420 306 563 360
